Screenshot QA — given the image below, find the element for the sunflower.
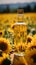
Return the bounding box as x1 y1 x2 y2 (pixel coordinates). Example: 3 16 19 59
26 40 36 50
0 51 9 65
0 38 12 53
25 49 36 65
26 35 33 44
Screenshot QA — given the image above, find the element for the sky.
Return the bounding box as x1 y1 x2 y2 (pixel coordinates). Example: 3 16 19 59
0 0 36 4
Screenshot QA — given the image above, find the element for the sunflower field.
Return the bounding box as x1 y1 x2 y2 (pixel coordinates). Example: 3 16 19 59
0 13 36 65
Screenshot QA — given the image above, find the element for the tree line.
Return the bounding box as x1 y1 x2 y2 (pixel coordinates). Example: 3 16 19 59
0 5 36 13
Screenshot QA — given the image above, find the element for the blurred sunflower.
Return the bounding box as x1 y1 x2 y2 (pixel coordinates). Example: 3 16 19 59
26 40 36 50
25 49 36 65
0 38 12 53
26 35 33 43
0 50 9 65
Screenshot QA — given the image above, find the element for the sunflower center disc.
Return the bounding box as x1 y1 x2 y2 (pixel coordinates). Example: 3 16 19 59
0 42 7 51
31 54 36 63
27 38 32 43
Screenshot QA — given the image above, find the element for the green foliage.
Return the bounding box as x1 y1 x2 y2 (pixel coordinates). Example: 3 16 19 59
3 30 14 44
